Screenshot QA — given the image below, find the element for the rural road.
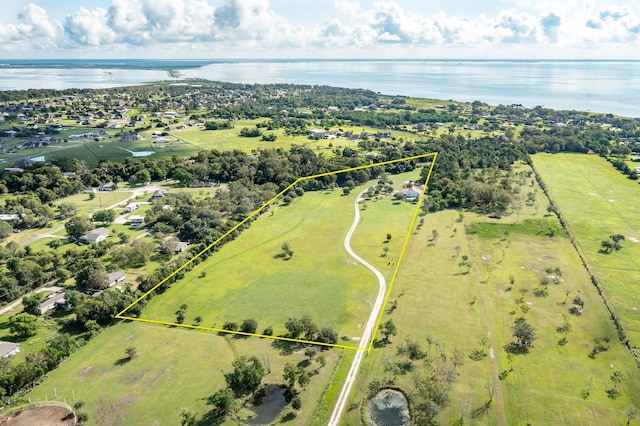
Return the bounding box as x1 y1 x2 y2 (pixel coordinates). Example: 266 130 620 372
0 285 63 315
18 185 163 247
328 190 387 426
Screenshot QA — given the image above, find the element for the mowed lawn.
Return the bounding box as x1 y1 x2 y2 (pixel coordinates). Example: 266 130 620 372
138 178 420 345
27 321 345 425
347 209 640 425
532 153 640 347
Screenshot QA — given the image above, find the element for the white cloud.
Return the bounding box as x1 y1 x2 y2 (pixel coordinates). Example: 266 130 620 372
0 0 638 56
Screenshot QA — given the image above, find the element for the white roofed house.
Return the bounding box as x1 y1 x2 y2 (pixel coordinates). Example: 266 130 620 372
81 227 109 244
107 271 127 287
38 291 66 315
309 129 326 140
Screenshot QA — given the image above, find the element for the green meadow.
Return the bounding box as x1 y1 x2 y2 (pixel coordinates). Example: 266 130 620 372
346 164 640 425
532 153 640 348
135 171 424 345
27 321 345 425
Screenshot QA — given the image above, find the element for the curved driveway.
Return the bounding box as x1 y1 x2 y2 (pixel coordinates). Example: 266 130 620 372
328 190 387 426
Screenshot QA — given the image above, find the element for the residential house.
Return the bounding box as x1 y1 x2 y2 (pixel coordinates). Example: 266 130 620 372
125 203 140 213
0 341 19 358
128 215 145 229
151 190 169 200
309 129 326 140
175 241 188 253
107 271 127 287
402 185 424 200
100 182 117 191
81 227 109 244
38 291 66 315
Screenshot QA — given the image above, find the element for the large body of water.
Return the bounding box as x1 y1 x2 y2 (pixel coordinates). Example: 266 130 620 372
0 59 638 117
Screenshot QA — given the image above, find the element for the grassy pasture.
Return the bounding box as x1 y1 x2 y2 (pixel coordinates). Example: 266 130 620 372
27 321 345 425
532 153 640 347
46 138 199 169
345 161 640 425
135 171 424 346
172 124 360 154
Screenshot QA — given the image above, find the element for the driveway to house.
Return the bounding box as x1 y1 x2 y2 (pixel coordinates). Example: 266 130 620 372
328 189 387 426
0 285 63 315
18 184 164 247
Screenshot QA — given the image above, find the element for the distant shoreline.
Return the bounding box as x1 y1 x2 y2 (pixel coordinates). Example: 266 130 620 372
0 58 639 71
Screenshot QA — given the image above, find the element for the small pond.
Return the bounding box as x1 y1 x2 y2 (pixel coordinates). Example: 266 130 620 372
246 385 289 425
366 389 410 426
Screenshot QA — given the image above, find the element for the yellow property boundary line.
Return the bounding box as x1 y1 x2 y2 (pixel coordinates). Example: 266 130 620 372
116 152 438 351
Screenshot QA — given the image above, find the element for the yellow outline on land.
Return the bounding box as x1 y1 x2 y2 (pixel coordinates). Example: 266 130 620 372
116 152 438 351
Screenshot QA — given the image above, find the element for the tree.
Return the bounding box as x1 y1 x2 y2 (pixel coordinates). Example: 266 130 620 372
379 319 397 343
298 369 310 388
65 215 92 239
0 221 12 240
179 408 198 426
291 395 302 411
22 293 43 316
58 202 78 218
206 388 234 417
607 370 623 399
316 327 338 344
224 356 266 396
511 318 536 351
8 313 38 338
240 318 258 334
283 363 298 388
125 346 137 360
75 259 109 292
300 315 318 340
611 233 625 250
285 317 304 339
92 209 116 224
625 405 639 426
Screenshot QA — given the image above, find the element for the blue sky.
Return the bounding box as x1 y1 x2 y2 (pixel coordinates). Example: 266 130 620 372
0 0 638 58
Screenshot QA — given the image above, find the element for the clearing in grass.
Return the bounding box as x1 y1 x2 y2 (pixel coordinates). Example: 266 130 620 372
117 154 437 349
532 153 640 348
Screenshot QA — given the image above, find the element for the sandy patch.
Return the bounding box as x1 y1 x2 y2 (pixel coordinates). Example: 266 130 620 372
79 366 94 377
489 347 495 359
0 405 74 426
588 192 597 196
608 199 616 202
629 237 639 243
538 255 554 262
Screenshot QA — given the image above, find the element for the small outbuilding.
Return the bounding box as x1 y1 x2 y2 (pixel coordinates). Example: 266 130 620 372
107 271 127 287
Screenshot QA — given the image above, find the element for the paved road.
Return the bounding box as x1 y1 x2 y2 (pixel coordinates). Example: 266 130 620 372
18 185 163 247
328 190 387 426
0 285 63 315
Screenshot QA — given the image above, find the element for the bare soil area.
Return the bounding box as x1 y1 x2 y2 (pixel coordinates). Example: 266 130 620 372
0 405 75 426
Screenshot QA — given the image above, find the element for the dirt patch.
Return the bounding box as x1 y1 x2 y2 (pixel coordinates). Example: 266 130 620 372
629 237 639 243
538 255 555 262
118 368 149 385
94 394 136 426
0 405 75 426
123 335 136 341
79 366 94 377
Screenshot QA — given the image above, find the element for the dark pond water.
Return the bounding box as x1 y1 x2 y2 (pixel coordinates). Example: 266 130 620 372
366 389 410 426
246 385 288 425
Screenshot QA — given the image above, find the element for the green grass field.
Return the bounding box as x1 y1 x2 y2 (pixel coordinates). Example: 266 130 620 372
27 321 345 425
532 153 640 347
345 163 640 425
136 176 421 345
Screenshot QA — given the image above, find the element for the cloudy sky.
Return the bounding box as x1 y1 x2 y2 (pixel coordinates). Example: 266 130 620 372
0 0 638 59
